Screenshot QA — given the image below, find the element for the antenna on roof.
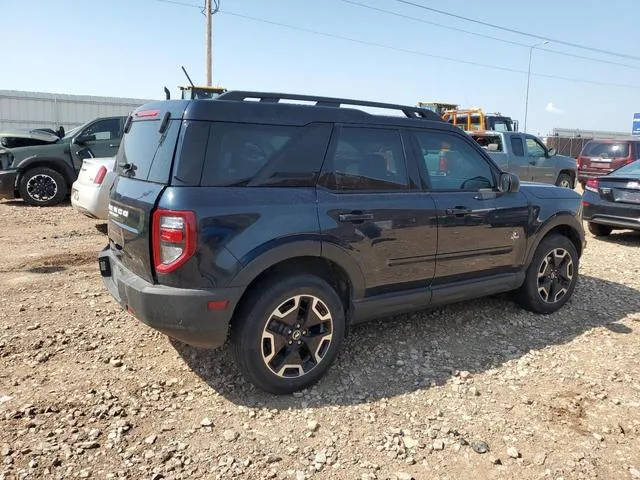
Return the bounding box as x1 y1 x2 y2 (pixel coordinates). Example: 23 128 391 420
181 66 195 88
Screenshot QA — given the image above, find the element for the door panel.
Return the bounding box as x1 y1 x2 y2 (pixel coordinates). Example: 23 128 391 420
317 125 437 297
507 135 529 181
410 129 530 284
430 191 530 283
318 189 438 294
71 118 123 169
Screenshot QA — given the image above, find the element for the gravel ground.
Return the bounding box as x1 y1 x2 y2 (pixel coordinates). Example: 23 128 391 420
1 198 639 480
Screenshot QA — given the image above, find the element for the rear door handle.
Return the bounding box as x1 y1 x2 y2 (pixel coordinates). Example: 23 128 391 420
109 143 118 148
445 206 473 216
339 212 374 223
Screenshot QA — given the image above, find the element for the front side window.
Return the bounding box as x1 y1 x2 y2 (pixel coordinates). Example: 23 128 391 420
526 137 547 157
320 127 408 191
82 118 122 141
414 131 496 191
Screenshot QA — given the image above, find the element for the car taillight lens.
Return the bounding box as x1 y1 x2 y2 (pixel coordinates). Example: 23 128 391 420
152 209 197 274
584 178 599 193
94 166 107 185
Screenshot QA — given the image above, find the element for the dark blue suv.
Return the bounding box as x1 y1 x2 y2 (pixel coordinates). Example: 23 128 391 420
99 91 585 394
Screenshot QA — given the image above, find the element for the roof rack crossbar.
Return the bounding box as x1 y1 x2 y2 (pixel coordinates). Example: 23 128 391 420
216 91 441 121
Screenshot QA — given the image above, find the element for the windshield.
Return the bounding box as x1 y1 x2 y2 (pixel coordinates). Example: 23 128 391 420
610 159 640 177
582 142 630 158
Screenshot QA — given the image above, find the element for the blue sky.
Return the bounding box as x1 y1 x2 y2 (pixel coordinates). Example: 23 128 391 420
4 0 639 135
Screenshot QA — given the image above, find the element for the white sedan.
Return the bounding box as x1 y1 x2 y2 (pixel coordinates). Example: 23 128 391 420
71 156 116 220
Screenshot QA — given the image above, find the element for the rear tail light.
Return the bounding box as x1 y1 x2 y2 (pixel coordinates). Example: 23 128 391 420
152 209 197 274
584 178 599 193
94 166 107 185
576 157 584 169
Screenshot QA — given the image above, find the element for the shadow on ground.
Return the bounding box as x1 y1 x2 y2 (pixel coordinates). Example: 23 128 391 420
0 199 72 208
595 229 640 246
171 274 640 409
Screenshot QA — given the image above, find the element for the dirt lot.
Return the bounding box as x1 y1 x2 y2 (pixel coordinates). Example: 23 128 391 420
1 199 639 480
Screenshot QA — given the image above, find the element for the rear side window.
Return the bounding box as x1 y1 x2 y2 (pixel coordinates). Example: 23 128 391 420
320 127 408 191
200 123 331 187
116 119 181 183
582 141 630 158
511 137 525 157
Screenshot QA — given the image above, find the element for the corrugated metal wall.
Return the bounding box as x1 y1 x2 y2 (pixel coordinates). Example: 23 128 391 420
0 90 153 131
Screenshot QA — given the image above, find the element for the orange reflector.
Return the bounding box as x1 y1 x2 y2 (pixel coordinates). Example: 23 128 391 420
207 300 229 310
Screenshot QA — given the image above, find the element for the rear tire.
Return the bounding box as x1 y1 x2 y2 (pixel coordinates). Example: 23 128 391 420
231 274 346 394
18 167 68 206
514 234 579 314
588 222 613 237
555 173 573 189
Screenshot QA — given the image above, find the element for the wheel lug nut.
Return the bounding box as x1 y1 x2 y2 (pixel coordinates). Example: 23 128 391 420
288 340 293 345
287 330 292 334
297 340 302 345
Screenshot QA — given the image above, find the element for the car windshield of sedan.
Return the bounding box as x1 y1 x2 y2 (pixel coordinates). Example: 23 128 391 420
610 160 640 177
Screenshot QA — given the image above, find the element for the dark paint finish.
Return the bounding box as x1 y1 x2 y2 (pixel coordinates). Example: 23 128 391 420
583 175 640 231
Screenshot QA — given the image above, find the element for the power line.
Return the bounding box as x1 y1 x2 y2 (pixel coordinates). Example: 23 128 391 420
339 0 640 71
391 0 640 62
217 10 640 91
150 0 640 90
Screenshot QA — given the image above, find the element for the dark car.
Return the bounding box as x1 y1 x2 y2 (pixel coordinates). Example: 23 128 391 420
98 91 585 394
582 159 640 236
577 139 640 188
0 116 125 206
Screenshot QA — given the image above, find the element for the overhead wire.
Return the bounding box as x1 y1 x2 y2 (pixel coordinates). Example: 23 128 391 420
151 0 640 90
391 0 640 62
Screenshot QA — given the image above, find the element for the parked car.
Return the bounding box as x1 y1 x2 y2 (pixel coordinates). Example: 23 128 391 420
0 129 60 151
98 91 585 394
576 139 640 188
0 116 126 206
71 156 116 220
470 131 577 188
582 159 640 236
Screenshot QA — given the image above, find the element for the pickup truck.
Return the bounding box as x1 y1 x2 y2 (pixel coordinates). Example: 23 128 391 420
470 131 577 188
0 116 125 206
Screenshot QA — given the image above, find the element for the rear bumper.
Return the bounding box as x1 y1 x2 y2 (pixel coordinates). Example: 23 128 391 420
578 169 612 182
98 247 243 348
0 169 18 200
583 204 640 230
71 179 111 220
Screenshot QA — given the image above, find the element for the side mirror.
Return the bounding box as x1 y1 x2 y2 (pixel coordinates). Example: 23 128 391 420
548 147 557 157
73 134 94 145
499 172 520 193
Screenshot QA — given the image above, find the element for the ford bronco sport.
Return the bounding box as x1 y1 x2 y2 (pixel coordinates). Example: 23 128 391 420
99 91 585 394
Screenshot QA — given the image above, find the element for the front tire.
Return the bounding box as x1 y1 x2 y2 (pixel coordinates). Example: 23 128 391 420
18 167 68 206
515 234 579 314
555 173 573 189
588 222 612 237
231 274 346 394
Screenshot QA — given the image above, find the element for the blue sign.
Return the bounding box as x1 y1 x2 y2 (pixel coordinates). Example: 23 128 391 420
633 113 640 136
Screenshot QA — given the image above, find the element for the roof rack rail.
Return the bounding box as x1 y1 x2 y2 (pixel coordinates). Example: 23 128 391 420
216 90 442 121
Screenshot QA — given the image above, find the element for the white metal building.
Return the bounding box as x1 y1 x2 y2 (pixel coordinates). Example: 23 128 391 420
0 90 153 132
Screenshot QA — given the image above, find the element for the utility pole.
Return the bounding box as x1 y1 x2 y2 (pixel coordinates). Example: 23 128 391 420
204 0 220 86
524 41 550 133
205 0 212 86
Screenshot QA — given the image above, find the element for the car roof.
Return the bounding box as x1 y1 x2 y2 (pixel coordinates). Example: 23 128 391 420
131 90 462 133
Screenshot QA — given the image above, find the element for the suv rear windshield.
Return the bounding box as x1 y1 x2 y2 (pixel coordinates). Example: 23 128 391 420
116 119 181 183
582 142 630 158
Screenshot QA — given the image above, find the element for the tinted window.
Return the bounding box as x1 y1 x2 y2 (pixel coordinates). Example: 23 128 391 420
116 119 181 183
251 124 332 187
320 127 408 191
582 141 630 158
511 137 525 157
82 118 122 141
526 138 546 157
414 131 495 191
201 123 299 187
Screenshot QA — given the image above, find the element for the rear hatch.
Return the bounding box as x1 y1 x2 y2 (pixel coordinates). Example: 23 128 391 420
578 141 632 174
108 102 186 283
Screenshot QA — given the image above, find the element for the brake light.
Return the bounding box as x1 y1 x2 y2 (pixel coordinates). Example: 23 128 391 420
152 209 197 274
135 109 160 118
94 166 107 185
576 157 584 169
584 178 599 193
